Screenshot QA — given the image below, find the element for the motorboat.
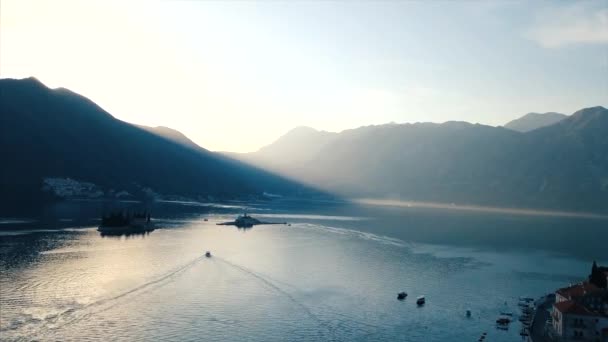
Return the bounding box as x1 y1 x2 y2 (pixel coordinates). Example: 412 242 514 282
397 292 408 300
416 296 425 305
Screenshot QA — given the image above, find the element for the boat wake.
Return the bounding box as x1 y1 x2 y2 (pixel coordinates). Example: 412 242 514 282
215 257 382 339
298 223 409 248
7 255 206 341
215 257 332 335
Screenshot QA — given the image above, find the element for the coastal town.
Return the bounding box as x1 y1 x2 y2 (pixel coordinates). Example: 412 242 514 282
528 262 608 342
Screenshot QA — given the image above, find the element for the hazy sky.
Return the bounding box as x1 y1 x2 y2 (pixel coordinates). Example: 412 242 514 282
1 1 607 152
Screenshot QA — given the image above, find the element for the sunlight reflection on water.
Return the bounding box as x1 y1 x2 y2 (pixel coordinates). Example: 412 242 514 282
0 203 605 341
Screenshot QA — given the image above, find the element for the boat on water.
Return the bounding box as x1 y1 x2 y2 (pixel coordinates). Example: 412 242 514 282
217 213 287 228
397 292 408 300
496 317 511 325
97 211 154 235
416 296 425 305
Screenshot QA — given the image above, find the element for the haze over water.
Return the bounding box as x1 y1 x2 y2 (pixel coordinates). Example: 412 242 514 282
1 200 606 341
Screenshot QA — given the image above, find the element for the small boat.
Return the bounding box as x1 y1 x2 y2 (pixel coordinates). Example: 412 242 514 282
496 317 511 325
204 218 208 222
466 310 471 317
205 251 212 258
416 296 425 305
397 292 408 300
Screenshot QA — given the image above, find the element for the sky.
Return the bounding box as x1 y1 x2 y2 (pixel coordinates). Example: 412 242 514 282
1 1 607 152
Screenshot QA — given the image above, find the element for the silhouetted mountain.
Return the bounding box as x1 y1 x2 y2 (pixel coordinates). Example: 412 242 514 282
234 107 608 212
504 112 567 132
0 77 317 204
138 125 204 151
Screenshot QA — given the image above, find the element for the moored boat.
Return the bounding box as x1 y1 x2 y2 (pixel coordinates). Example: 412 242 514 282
496 317 511 325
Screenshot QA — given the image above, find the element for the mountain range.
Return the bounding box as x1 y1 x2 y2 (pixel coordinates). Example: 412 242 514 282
0 77 316 204
2 77 606 213
232 106 608 212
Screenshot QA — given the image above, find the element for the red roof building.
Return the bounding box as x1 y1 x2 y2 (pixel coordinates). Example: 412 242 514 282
552 282 608 342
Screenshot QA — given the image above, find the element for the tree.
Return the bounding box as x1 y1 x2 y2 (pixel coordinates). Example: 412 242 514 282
590 260 607 289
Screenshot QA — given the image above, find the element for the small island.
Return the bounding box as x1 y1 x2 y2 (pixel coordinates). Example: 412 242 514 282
217 213 287 228
97 210 154 236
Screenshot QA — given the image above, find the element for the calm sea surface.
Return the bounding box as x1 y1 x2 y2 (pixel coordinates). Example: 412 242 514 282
1 200 607 341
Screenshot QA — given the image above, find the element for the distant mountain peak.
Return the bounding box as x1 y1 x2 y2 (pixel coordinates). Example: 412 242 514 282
504 111 568 132
24 76 45 85
570 106 607 120
563 106 608 132
288 126 318 133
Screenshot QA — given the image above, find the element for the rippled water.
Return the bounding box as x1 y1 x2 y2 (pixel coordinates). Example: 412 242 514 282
1 201 606 341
